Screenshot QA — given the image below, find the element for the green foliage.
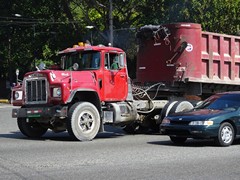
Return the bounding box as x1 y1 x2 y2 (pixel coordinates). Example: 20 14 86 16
0 0 239 82
165 0 240 35
35 44 55 68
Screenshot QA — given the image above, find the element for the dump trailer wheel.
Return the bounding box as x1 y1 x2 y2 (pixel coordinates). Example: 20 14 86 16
160 101 194 120
17 117 48 138
168 101 194 115
160 101 178 121
67 102 100 141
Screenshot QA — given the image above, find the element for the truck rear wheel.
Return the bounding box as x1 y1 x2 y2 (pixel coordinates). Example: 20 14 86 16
67 102 100 141
17 118 48 138
123 121 145 134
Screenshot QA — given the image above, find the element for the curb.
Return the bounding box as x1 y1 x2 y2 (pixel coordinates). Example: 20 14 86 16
0 99 9 103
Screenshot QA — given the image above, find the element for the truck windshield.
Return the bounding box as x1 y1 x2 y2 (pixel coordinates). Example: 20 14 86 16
62 51 100 70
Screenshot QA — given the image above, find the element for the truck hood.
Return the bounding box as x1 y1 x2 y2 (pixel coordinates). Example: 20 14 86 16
25 70 96 84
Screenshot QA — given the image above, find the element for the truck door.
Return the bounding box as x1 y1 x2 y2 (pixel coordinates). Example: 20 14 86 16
103 52 128 101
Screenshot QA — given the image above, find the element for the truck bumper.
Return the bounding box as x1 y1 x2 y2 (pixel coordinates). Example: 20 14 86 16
12 106 68 118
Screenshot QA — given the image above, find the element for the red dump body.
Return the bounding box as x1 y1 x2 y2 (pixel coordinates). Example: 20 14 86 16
136 23 240 86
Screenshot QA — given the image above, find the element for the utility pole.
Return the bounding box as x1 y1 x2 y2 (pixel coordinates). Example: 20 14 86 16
109 0 113 46
8 37 12 83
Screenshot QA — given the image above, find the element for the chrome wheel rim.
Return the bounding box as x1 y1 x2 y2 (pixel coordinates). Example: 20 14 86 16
78 111 94 133
221 126 233 144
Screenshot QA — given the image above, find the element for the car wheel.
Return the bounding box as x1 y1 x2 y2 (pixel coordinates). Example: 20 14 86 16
67 102 101 141
170 136 187 145
17 117 48 138
215 122 234 147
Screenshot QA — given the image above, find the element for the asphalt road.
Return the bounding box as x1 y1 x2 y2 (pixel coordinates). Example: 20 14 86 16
1 104 240 180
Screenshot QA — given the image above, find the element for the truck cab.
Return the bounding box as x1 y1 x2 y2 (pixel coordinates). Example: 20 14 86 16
58 44 129 102
11 43 137 141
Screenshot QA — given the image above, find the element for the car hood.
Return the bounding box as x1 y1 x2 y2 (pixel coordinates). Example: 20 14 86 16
168 109 236 122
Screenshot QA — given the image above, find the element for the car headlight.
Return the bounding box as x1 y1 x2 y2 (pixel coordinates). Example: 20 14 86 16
14 91 22 100
189 120 213 126
53 88 61 97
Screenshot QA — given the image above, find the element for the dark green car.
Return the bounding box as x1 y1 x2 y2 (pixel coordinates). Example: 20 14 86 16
160 92 240 146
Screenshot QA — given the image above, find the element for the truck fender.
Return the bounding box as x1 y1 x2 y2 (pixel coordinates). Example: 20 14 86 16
66 89 101 115
66 88 99 103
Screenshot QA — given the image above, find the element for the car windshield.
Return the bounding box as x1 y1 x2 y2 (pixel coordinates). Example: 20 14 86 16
195 94 240 110
62 51 100 70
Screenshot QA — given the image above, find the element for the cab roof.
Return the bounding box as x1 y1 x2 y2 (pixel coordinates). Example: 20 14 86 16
58 44 124 55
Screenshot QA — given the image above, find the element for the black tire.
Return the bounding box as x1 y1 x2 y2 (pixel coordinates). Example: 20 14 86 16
215 122 234 147
17 118 48 138
170 136 187 145
123 122 141 134
67 102 100 141
123 121 148 134
160 101 178 120
142 113 160 133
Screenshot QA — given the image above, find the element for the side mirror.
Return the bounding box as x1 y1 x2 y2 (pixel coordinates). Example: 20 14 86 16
119 53 125 68
73 63 79 71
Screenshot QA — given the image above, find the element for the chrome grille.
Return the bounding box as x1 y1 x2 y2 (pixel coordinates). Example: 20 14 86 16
25 78 47 104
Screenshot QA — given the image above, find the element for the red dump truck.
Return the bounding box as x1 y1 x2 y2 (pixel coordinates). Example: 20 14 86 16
11 22 240 141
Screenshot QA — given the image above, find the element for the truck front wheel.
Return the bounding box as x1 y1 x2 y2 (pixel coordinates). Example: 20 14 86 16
67 102 100 141
17 118 48 138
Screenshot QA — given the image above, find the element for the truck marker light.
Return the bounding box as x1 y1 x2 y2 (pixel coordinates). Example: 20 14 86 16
27 110 43 114
78 42 84 46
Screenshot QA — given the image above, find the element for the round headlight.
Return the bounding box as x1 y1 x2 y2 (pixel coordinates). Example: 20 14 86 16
14 92 19 99
56 88 61 96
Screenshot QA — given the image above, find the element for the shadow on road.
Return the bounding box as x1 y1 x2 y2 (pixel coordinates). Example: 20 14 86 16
0 125 126 142
0 131 24 139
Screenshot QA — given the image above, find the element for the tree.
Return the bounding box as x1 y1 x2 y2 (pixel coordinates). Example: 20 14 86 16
165 0 240 35
0 0 239 85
